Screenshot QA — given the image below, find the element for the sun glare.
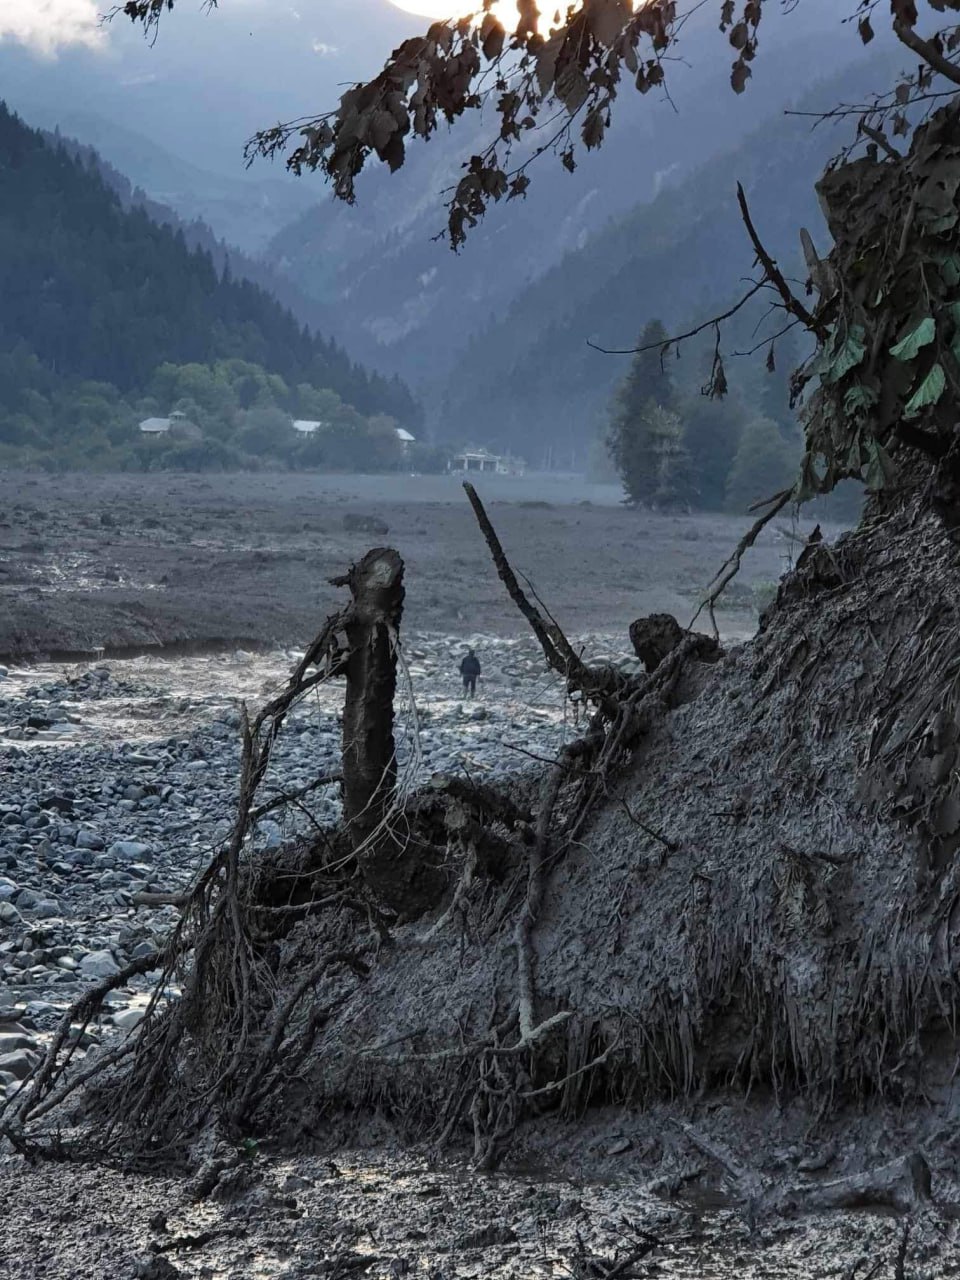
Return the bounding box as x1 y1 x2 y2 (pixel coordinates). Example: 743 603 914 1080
385 1 521 22
385 1 643 26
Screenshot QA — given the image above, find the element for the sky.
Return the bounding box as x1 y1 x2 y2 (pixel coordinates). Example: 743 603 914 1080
0 1 103 54
0 0 876 186
0 0 464 56
0 1 427 172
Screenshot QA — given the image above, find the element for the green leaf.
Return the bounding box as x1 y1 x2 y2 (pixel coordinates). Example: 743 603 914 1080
904 363 946 418
823 325 866 384
844 383 878 414
863 438 897 491
941 255 960 289
890 316 936 361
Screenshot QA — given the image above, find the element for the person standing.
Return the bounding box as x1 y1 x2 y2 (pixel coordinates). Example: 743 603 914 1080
459 648 481 698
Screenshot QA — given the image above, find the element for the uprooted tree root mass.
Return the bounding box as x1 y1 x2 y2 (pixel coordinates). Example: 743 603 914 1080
2 475 959 1218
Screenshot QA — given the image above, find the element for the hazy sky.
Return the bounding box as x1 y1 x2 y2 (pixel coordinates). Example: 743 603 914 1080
0 0 878 183
0 0 450 55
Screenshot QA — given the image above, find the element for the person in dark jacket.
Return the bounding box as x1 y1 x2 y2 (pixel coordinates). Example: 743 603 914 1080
459 648 481 698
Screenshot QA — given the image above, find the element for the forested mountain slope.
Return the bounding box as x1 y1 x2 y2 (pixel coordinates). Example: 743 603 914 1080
43 124 377 359
0 103 420 439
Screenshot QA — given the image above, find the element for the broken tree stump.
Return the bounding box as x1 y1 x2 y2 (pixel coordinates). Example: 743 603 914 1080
335 547 403 856
333 547 447 918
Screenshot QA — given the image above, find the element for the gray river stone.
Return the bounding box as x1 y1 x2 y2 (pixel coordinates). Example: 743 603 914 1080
79 950 121 979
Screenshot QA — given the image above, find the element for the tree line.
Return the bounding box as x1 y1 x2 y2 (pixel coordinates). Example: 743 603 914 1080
0 353 450 473
603 319 859 519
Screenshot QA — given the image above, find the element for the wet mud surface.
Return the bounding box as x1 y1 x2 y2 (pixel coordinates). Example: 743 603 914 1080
3 1143 958 1280
0 471 817 659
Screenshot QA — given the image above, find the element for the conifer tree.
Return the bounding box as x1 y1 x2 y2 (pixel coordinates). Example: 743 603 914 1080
606 319 674 506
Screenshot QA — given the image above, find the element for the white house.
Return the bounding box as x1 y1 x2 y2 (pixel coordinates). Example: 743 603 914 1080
139 417 171 436
139 410 202 441
292 419 324 436
450 448 526 476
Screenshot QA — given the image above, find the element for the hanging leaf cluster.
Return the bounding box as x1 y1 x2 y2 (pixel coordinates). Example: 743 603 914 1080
793 104 960 501
114 1 960 249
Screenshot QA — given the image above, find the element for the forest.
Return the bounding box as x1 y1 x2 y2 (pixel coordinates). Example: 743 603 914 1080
0 103 421 471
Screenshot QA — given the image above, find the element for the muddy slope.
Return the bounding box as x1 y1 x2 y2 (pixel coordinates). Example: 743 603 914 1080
245 496 960 1153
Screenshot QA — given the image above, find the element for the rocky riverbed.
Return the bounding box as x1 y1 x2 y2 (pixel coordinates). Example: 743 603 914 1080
0 632 624 1100
4 636 959 1280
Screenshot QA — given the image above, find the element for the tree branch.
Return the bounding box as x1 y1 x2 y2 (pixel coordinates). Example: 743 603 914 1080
893 20 960 89
586 280 768 355
736 183 828 339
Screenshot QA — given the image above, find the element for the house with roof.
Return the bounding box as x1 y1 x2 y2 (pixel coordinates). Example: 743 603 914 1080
138 410 203 441
450 447 526 476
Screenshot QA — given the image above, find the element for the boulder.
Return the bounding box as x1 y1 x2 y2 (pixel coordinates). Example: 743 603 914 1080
79 950 121 980
108 840 151 861
0 1048 40 1080
76 830 105 851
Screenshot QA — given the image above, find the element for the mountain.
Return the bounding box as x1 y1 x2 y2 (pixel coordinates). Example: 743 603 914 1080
260 10 897 392
428 53 901 466
43 124 364 345
0 102 420 429
34 112 315 256
0 0 432 251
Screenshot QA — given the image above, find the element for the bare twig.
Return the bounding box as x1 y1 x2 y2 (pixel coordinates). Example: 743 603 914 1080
736 183 827 340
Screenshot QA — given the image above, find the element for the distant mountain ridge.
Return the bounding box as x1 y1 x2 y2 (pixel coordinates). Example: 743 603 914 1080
35 111 316 256
260 27 877 396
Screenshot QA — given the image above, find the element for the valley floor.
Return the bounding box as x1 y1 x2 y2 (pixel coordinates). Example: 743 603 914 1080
0 470 822 659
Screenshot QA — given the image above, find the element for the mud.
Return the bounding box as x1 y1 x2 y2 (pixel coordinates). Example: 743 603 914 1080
0 471 821 660
3 1140 956 1279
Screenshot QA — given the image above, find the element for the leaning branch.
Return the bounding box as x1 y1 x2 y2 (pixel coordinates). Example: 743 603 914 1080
463 481 587 683
893 20 960 89
689 488 794 637
736 183 828 340
586 279 768 355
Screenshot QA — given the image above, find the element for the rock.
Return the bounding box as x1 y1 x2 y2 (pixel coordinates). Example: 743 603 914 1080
0 1048 40 1079
108 840 152 861
0 877 18 902
130 1256 182 1280
12 887 41 911
31 899 61 920
256 820 283 849
76 830 105 851
606 1136 633 1156
0 1030 38 1056
111 1008 144 1032
0 902 24 927
79 950 121 979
